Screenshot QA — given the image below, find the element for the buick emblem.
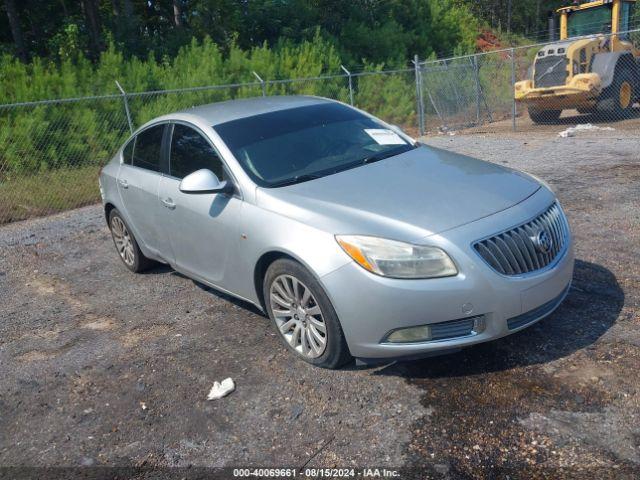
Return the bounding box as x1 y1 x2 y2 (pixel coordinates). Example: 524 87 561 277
532 230 553 253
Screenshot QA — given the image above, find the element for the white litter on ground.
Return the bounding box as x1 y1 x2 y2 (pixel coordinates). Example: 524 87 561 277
558 123 615 138
206 378 235 400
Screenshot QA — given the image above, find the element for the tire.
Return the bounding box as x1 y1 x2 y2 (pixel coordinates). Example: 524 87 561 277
577 106 595 115
528 107 562 124
108 208 156 273
263 258 352 369
598 68 635 119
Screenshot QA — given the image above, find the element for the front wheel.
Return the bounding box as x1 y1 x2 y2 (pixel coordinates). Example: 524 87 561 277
263 259 352 369
577 106 595 115
528 107 562 124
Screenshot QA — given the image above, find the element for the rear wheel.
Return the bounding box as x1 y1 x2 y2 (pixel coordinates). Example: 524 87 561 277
263 258 352 369
528 108 562 124
108 209 156 273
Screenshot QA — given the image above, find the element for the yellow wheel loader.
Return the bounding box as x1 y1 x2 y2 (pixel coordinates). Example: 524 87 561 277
515 0 639 123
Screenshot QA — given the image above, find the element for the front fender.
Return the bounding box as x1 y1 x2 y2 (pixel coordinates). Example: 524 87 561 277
230 201 352 305
592 51 635 89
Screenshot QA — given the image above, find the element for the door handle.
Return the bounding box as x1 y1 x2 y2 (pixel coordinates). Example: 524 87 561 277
118 178 128 189
161 197 176 210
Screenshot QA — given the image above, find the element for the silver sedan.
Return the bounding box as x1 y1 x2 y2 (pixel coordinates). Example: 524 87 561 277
99 96 574 368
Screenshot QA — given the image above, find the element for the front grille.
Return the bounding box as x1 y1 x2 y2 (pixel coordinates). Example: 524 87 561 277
474 203 569 276
534 55 567 88
430 316 477 340
507 283 570 330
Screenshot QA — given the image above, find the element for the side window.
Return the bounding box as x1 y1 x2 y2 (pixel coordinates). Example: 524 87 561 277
122 137 135 165
132 124 165 172
621 3 636 38
170 124 225 180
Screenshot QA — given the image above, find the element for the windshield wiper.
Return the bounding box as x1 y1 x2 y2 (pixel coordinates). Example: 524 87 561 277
360 145 413 165
268 146 414 187
269 173 322 188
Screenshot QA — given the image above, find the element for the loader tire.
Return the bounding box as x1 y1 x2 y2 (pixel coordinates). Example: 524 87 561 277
577 106 595 115
528 108 561 124
597 68 634 119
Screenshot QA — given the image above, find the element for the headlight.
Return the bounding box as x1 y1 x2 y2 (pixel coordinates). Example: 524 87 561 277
335 235 457 279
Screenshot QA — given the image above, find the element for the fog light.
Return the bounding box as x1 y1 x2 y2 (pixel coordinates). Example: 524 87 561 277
472 316 486 334
385 325 431 343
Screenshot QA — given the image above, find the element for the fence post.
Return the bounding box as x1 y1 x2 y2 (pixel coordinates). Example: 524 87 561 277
413 54 425 136
253 71 266 97
340 65 354 106
115 80 133 134
472 55 481 125
511 48 517 132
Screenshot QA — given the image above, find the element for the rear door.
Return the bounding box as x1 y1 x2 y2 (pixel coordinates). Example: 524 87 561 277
116 123 168 255
157 122 242 286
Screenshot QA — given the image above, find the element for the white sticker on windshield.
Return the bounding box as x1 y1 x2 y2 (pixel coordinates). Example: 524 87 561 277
364 129 406 145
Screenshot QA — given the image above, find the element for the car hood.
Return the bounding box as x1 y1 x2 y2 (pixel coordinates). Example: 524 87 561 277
256 145 541 242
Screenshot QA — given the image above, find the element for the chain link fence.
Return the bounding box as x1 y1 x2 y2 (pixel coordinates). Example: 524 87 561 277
0 96 130 224
2 28 640 224
0 68 417 224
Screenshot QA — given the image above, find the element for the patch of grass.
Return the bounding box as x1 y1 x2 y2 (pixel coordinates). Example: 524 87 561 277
0 165 101 224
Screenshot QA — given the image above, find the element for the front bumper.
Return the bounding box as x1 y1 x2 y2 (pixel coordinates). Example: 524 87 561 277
320 188 575 359
515 74 601 109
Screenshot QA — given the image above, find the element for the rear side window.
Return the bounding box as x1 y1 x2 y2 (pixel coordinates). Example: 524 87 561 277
170 124 224 180
132 124 164 172
122 138 134 165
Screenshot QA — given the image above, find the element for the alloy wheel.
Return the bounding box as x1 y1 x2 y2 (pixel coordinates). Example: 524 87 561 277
269 274 327 358
111 216 135 267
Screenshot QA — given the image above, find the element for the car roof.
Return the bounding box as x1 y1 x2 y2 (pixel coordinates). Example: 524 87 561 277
172 95 335 126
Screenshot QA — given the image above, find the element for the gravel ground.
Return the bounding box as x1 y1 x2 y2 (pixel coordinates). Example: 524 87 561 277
430 107 640 137
0 128 638 479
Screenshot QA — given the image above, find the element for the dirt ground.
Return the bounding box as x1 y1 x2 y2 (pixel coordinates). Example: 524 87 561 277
0 127 638 479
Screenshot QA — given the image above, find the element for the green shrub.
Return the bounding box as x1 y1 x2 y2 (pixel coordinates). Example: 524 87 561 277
0 34 420 178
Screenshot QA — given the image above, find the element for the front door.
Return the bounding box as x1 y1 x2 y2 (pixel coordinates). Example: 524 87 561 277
158 123 241 286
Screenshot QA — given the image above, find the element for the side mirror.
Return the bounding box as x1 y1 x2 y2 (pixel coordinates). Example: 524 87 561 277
179 169 233 194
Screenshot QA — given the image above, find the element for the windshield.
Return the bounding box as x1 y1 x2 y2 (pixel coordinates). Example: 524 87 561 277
567 5 612 37
213 103 415 187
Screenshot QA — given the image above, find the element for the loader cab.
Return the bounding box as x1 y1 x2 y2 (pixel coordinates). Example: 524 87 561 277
559 0 636 41
517 0 639 122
